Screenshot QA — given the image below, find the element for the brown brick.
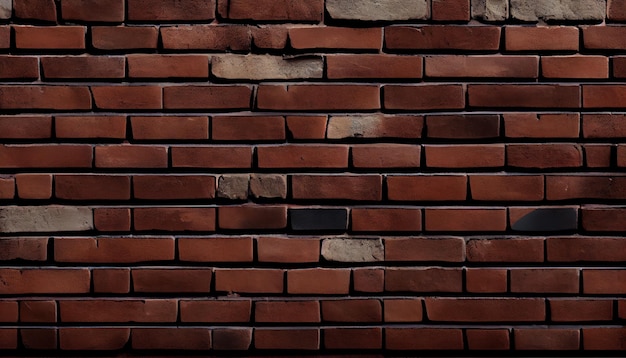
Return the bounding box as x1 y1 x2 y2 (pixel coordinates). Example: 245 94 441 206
19 301 56 322
469 84 580 108
92 26 158 50
506 26 579 51
425 144 505 168
42 56 124 79
56 116 127 139
258 145 348 168
583 328 626 350
131 116 208 140
515 329 580 350
127 55 209 78
290 27 381 49
466 329 510 350
60 300 177 323
180 300 251 323
547 237 626 262
286 116 327 139
507 144 582 168
467 238 544 262
171 146 252 168
324 328 382 350
257 237 320 263
16 174 52 200
133 175 215 200
353 268 384 293
352 144 421 168
257 85 379 111
542 55 608 79
164 85 251 110
385 84 464 110
128 0 216 21
60 328 129 350
425 298 545 322
0 56 39 79
215 269 283 293
386 26 500 50
327 55 422 79
133 269 212 293
14 0 56 21
213 116 285 141
0 116 51 139
0 238 48 261
219 0 322 21
321 299 381 322
288 268 350 294
584 26 626 49
252 26 288 49
161 25 250 51
384 299 423 322
470 175 544 201
426 114 500 139
385 268 462 293
92 86 162 110
584 85 626 108
218 206 287 230
0 269 89 294
351 208 421 232
255 301 320 323
466 268 507 293
254 329 319 350
386 328 463 350
93 208 131 232
61 0 124 22
55 175 130 200
95 145 167 168
134 207 215 232
92 268 130 293
54 237 174 263
292 175 382 201
0 86 91 110
426 208 507 232
387 175 467 201
21 328 57 350
550 299 613 322
132 328 211 350
432 0 470 21
583 270 626 294
504 113 580 138
0 145 93 168
385 237 465 262
511 269 580 293
14 26 85 49
426 55 538 78
179 237 253 262
212 328 251 350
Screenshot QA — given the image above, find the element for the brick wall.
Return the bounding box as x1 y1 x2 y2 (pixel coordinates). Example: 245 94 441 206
0 0 625 353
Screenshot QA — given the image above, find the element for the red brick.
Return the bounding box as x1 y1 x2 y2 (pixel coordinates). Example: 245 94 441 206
384 299 423 322
212 116 284 141
133 175 214 200
252 26 288 49
254 329 319 350
467 238 544 262
584 85 626 108
292 175 382 201
504 113 580 138
288 268 350 294
0 178 13 199
514 329 579 350
42 56 124 79
128 0 215 21
164 85 251 110
327 55 422 79
0 86 91 110
324 328 382 350
584 114 626 137
0 268 89 294
351 208 421 232
385 268 461 293
352 144 421 168
219 0 322 21
432 0 470 21
0 56 39 79
385 26 500 50
93 208 131 232
212 328 252 350
92 86 162 110
613 57 626 78
511 269 579 293
0 27 8 48
56 116 127 139
128 55 209 78
60 299 176 322
470 175 544 201
609 0 626 20
218 206 287 230
387 175 467 201
353 268 384 293
14 26 85 49
255 301 320 323
385 84 464 110
215 269 283 293
386 328 463 350
290 27 381 49
132 328 211 350
21 328 57 350
542 55 608 79
385 237 465 262
425 298 545 322
161 25 250 51
61 0 124 22
0 238 47 261
257 85 379 111
55 237 174 263
15 174 52 199
14 0 56 21
585 144 613 167
508 144 583 168
258 145 347 168
426 114 500 139
550 299 613 322
95 145 167 168
547 175 626 200
0 302 17 322
583 328 626 350
286 116 327 139
180 300 251 323
133 269 211 293
55 175 130 200
425 208 507 232
469 84 580 108
0 145 92 168
131 116 209 140
582 207 626 231
179 237 253 262
92 26 158 50
134 208 215 232
426 55 537 78
506 26 579 51
618 145 626 167
425 145 505 168
92 268 130 293
256 237 320 263
19 301 56 322
466 329 510 350
0 116 51 139
321 299 381 322
584 26 626 49
583 270 626 294
466 268 507 293
172 146 252 168
60 328 129 350
547 237 626 262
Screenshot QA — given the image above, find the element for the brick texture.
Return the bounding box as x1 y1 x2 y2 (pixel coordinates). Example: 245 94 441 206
0 0 622 355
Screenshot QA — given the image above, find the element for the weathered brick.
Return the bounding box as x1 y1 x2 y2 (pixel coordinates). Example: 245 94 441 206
0 206 92 233
219 0 322 21
327 115 423 139
326 0 429 20
510 0 605 22
472 0 508 21
212 55 322 80
128 0 216 21
321 238 383 262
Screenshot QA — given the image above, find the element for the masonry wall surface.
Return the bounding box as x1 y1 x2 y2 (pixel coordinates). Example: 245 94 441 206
0 0 625 354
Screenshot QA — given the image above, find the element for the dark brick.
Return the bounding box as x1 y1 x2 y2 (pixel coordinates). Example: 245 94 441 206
510 208 578 232
290 209 348 231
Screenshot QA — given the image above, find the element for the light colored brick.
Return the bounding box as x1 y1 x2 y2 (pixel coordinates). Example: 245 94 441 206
0 206 93 233
0 0 11 19
250 174 287 199
472 0 508 21
217 175 249 200
510 0 605 21
326 0 429 20
327 115 423 139
212 55 322 80
321 238 383 262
